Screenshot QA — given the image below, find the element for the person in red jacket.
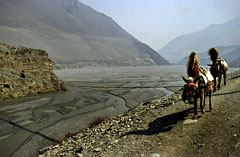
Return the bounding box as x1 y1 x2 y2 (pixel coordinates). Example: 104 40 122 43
186 51 200 81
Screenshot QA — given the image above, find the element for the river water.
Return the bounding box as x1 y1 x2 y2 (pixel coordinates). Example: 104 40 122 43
0 65 238 156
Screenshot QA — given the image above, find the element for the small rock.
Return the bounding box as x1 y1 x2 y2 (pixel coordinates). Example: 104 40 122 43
233 134 237 137
94 148 102 152
38 146 52 154
227 117 231 120
183 119 198 124
150 153 160 157
117 151 124 155
101 128 106 132
77 153 83 157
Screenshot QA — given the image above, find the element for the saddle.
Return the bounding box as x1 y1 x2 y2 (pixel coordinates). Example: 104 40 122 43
212 58 226 70
208 58 228 76
199 67 214 86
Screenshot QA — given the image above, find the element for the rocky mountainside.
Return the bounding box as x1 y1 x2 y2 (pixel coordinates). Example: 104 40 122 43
0 42 67 99
158 18 240 63
0 0 169 67
178 45 240 66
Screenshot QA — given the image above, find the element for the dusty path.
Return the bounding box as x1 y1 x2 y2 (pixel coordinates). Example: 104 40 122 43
40 71 240 157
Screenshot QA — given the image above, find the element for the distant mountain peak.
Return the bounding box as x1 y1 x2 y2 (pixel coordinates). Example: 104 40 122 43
158 17 240 63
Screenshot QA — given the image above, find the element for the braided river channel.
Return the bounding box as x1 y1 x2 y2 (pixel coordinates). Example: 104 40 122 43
0 65 239 156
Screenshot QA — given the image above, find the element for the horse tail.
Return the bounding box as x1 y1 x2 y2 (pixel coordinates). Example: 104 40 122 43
208 47 219 62
186 51 200 78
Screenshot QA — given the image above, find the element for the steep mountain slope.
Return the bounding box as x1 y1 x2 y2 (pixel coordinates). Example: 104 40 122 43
158 18 240 63
178 45 240 66
227 47 240 67
0 0 169 67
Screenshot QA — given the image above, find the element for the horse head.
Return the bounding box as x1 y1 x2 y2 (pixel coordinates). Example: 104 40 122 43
182 77 197 104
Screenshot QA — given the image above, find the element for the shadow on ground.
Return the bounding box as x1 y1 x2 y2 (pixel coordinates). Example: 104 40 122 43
123 107 194 136
213 90 240 96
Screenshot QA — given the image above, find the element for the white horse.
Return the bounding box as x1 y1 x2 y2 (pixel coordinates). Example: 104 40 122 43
208 47 228 92
208 58 228 92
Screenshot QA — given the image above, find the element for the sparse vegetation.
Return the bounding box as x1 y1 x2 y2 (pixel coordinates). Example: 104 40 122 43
89 117 105 128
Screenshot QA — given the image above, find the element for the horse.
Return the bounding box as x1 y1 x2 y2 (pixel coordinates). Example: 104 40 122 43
208 48 228 92
182 52 214 117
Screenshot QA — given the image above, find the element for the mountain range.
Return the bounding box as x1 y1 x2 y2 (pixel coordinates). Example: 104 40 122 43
158 18 240 63
178 45 240 66
0 0 169 67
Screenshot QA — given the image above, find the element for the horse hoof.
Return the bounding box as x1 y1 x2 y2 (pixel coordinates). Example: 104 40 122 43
201 110 205 114
209 104 213 111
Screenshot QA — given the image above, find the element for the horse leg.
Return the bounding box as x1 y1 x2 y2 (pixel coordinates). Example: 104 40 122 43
224 72 227 85
204 92 206 108
213 77 217 92
200 90 205 114
218 75 221 90
209 90 213 111
194 96 198 116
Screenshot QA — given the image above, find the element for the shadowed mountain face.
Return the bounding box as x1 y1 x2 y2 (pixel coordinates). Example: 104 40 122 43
158 18 240 63
0 0 169 67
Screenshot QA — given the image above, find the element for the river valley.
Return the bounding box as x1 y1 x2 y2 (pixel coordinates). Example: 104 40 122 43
0 66 238 157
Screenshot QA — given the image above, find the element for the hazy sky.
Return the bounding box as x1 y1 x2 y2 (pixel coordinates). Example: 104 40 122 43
79 0 240 51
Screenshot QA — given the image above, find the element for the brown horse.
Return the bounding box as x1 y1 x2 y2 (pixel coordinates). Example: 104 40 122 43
182 52 214 117
208 48 228 92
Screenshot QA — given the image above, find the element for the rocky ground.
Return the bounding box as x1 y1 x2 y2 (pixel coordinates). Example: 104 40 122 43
39 70 240 157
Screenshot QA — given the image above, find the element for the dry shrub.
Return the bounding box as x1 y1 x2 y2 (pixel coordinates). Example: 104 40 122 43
89 117 105 128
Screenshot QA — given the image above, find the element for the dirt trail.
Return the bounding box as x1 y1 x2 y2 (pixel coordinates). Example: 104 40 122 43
40 71 240 157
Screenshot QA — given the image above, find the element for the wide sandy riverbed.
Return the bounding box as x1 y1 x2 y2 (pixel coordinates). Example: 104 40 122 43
0 66 238 156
